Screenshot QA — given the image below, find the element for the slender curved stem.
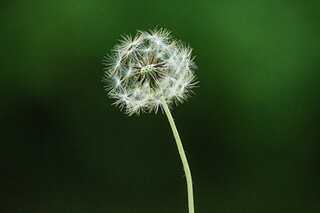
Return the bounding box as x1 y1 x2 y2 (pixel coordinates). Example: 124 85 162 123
161 99 194 213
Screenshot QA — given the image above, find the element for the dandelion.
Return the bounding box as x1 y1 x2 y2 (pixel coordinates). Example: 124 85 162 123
103 28 197 213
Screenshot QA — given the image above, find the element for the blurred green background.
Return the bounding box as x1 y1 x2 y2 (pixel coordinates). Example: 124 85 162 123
1 0 320 212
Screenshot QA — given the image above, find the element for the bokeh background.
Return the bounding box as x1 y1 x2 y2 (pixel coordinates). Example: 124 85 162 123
1 0 320 212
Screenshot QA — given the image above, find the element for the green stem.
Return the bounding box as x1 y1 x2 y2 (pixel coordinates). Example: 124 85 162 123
161 99 194 213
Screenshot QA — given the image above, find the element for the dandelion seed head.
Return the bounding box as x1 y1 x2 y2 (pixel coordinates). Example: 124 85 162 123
103 28 198 115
